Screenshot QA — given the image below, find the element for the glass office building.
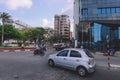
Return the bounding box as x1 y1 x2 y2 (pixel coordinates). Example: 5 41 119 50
74 0 120 50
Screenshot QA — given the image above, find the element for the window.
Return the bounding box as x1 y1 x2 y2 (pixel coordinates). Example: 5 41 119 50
97 8 102 14
106 8 111 14
116 8 120 13
57 50 69 57
111 8 116 13
70 50 81 57
102 8 106 14
84 49 94 58
97 7 120 14
81 8 88 15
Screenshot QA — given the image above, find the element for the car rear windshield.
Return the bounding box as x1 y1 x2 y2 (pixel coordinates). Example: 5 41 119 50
84 49 94 58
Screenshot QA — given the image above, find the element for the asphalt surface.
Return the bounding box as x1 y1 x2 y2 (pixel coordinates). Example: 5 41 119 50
0 49 120 80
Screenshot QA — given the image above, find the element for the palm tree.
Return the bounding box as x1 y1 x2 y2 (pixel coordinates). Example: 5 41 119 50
0 12 11 45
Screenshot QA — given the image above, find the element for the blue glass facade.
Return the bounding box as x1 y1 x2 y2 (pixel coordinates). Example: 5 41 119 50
91 23 120 51
74 0 120 50
92 23 101 42
92 23 120 42
119 27 120 39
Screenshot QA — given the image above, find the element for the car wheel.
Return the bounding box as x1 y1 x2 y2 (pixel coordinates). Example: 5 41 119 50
48 59 54 67
77 67 87 77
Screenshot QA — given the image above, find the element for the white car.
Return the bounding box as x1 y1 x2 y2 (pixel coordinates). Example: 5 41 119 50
48 48 96 77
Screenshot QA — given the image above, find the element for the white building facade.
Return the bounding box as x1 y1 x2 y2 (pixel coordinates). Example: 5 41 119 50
54 14 70 39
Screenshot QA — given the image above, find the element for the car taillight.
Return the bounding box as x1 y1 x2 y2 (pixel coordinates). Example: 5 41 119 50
88 59 93 65
88 59 94 65
88 59 91 65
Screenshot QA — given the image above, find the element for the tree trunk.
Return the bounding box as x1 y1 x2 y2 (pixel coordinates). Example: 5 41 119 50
1 20 4 46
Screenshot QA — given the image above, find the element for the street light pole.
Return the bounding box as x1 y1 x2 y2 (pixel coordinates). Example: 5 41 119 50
81 23 83 48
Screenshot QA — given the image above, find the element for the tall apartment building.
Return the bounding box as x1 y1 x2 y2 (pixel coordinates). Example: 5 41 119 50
54 14 70 40
54 15 60 35
74 0 120 50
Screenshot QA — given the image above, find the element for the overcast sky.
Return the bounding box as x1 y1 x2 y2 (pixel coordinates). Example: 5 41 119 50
0 0 73 31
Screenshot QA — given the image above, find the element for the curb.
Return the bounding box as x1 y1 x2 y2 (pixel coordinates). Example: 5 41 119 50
0 47 53 52
0 48 35 52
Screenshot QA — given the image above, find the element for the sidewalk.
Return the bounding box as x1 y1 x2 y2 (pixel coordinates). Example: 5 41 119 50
95 51 120 56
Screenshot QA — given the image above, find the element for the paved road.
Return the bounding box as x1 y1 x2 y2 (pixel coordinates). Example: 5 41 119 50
0 49 120 80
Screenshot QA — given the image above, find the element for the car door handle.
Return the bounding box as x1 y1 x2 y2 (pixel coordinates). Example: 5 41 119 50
76 59 79 62
63 58 66 60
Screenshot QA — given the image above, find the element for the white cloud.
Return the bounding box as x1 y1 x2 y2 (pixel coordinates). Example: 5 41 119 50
61 0 73 15
0 0 33 10
42 19 49 27
42 18 54 29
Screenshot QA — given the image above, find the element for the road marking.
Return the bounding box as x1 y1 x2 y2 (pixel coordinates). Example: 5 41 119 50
111 64 120 68
25 49 31 51
4 50 9 52
14 50 21 52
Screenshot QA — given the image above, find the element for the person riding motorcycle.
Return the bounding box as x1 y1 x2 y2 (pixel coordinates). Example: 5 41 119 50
34 44 45 55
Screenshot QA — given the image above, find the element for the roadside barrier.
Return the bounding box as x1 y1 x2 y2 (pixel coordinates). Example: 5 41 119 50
106 34 111 70
94 48 96 54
